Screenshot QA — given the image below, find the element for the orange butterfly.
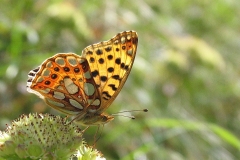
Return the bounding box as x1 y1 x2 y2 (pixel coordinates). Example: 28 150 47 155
27 31 138 126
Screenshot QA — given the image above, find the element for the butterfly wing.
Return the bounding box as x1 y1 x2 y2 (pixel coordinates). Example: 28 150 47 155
27 53 101 116
82 31 138 112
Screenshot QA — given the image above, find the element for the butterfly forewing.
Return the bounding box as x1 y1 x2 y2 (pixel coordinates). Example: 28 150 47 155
27 53 100 116
82 31 138 111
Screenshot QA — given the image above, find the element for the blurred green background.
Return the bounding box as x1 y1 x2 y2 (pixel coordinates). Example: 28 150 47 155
1 0 240 159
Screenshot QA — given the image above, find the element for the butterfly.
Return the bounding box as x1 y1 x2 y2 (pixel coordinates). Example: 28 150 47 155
27 31 138 126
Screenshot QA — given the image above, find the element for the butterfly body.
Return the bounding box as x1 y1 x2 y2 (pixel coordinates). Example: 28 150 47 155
27 31 138 126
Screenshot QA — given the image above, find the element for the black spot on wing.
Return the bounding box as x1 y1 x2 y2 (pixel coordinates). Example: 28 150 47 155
91 70 99 77
108 84 117 91
96 49 103 55
100 76 107 82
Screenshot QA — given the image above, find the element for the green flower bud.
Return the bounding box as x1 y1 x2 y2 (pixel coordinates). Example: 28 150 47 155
0 113 105 160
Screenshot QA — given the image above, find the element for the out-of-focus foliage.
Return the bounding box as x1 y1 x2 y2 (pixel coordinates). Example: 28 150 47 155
0 0 240 159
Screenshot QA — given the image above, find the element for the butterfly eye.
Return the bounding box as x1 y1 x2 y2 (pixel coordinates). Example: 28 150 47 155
102 116 108 122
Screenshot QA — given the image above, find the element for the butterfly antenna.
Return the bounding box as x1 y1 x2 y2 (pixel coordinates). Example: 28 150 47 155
114 109 148 114
111 114 136 119
111 109 148 119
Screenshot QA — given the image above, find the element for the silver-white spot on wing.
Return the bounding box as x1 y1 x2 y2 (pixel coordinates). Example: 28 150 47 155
69 99 83 109
53 91 65 100
84 82 95 96
64 77 79 94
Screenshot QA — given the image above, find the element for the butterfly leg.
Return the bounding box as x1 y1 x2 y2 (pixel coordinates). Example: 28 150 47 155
93 125 104 147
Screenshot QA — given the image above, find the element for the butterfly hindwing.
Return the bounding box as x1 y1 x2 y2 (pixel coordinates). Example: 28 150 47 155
27 53 101 115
